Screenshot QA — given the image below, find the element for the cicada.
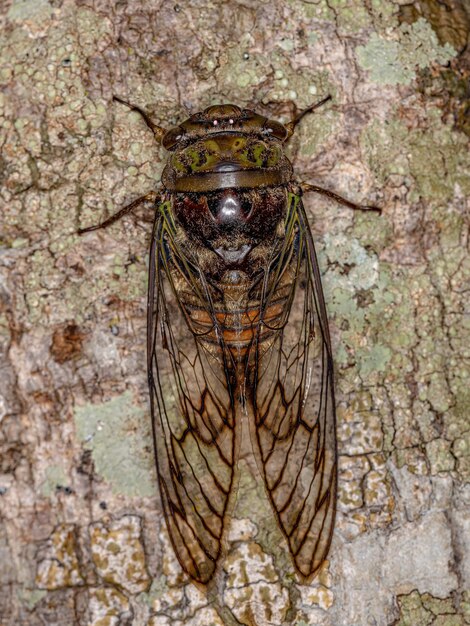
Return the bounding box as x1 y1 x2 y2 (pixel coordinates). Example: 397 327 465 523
79 96 378 584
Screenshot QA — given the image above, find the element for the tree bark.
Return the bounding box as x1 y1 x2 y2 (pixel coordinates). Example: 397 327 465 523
0 0 469 624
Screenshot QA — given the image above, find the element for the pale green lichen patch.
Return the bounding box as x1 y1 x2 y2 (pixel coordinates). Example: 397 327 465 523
319 233 400 393
348 99 469 489
299 0 396 33
322 233 381 327
268 65 337 160
356 344 393 378
362 110 470 203
35 524 84 589
268 65 334 112
40 464 70 497
213 38 335 122
1 5 157 328
461 592 470 622
74 391 156 497
453 432 470 480
7 0 53 22
90 515 150 594
18 589 47 611
213 37 268 98
296 102 339 160
394 589 466 625
357 19 456 85
425 438 455 474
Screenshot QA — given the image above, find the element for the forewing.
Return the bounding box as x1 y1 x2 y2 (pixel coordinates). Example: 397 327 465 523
252 196 337 580
148 204 236 584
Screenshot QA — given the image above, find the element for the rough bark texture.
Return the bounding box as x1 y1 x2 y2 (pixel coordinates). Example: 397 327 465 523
0 1 469 625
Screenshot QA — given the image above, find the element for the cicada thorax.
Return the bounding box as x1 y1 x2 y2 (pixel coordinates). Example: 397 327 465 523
166 185 297 366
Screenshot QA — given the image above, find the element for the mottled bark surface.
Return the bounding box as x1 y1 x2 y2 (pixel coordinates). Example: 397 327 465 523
0 1 469 625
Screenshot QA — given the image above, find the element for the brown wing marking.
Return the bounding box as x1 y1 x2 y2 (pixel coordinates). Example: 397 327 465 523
252 194 337 580
147 201 236 584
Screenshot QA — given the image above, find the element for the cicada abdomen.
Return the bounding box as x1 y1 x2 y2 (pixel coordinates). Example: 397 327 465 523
80 98 378 584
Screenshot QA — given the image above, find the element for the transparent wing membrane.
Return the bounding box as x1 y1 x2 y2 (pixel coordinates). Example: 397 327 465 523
251 195 337 580
148 203 236 583
148 194 336 583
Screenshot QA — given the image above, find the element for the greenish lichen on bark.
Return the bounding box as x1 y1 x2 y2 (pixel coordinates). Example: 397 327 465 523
357 18 457 85
74 391 156 497
394 589 470 626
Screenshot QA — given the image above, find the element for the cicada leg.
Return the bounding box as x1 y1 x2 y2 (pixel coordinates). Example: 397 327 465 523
301 182 381 213
287 98 381 213
285 95 332 138
78 191 160 234
113 96 166 141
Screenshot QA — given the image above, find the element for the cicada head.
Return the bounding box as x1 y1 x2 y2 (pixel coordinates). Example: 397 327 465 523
161 104 293 192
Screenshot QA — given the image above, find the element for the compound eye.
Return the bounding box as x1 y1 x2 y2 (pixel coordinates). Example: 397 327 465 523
264 120 288 140
162 126 185 149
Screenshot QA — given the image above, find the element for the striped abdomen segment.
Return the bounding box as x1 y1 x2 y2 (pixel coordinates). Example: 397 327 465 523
187 298 287 360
